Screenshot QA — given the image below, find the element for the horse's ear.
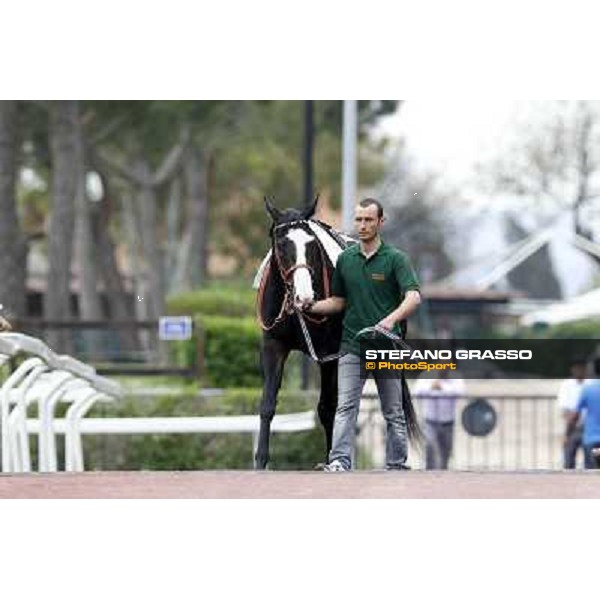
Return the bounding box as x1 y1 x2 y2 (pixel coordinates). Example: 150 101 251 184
264 196 282 222
302 194 319 220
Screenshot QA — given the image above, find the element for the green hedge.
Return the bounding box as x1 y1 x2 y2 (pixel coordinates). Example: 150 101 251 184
544 319 600 339
167 286 256 318
166 285 263 387
201 315 262 387
83 388 325 470
168 315 263 388
165 285 308 390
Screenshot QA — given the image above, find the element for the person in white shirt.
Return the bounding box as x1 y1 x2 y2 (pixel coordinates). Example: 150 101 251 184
413 370 465 469
557 358 592 469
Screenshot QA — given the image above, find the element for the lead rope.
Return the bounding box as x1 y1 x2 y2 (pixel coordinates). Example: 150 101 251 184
294 321 412 364
293 230 347 363
355 325 412 352
295 308 347 363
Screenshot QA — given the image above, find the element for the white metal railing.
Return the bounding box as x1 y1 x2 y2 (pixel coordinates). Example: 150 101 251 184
0 333 122 473
1 332 316 472
25 410 316 467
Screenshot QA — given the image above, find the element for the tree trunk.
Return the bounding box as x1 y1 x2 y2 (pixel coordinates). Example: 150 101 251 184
74 114 107 359
182 146 210 289
94 171 140 356
122 191 147 322
75 120 103 322
135 158 166 319
0 101 27 321
166 176 185 294
46 101 79 351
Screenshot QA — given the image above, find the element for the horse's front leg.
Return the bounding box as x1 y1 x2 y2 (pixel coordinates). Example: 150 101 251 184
318 359 339 459
255 337 289 470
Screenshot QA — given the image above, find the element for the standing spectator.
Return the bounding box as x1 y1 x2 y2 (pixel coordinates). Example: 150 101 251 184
557 359 592 469
568 358 600 469
413 371 465 470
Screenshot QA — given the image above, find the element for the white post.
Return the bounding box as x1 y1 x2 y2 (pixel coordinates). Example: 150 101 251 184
342 100 358 234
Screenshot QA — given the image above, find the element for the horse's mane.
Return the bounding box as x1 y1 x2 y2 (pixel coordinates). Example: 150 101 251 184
252 220 355 290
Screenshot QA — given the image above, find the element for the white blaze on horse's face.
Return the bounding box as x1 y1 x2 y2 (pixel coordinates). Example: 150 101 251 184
286 228 315 303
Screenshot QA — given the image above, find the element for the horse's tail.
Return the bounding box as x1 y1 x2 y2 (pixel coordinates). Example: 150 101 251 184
401 374 424 446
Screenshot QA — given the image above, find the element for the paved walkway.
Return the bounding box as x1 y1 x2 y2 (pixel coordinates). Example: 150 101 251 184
0 470 598 499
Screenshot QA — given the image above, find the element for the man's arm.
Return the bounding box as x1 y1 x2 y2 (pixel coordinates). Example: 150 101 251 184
377 290 421 331
303 296 346 315
565 410 581 439
565 387 587 445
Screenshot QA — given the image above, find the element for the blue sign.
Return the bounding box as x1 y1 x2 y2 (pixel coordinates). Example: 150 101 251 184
159 316 193 341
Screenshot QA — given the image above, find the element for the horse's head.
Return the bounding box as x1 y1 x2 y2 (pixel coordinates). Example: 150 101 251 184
265 195 322 305
264 195 318 224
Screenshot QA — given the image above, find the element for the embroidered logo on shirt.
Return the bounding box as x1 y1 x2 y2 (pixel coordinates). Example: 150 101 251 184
371 273 385 281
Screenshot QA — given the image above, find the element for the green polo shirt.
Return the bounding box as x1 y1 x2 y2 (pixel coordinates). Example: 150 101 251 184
331 239 420 355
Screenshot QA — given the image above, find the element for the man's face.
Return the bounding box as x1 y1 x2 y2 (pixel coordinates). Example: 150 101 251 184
354 204 383 242
571 363 586 379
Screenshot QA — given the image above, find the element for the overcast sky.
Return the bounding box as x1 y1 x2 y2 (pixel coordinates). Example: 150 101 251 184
374 100 600 297
376 99 532 185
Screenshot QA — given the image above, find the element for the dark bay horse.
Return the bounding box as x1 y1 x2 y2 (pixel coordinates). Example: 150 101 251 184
254 196 350 469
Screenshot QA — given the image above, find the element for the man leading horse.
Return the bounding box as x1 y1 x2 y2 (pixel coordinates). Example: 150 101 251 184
298 197 422 471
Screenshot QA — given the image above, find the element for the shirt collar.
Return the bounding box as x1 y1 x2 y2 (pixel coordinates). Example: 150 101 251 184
357 237 386 259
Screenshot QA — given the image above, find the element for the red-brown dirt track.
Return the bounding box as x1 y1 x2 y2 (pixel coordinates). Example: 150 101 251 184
0 470 598 499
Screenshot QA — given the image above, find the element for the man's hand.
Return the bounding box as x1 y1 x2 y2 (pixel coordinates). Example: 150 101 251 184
295 299 315 312
376 290 421 332
376 315 397 331
297 296 345 315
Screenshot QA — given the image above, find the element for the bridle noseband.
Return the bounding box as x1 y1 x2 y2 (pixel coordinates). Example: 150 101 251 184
280 262 314 285
271 221 326 309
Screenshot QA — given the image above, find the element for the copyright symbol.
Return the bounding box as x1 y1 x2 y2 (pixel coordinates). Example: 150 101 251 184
365 362 376 370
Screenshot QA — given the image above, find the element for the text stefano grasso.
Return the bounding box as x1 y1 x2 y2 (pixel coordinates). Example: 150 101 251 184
364 349 533 361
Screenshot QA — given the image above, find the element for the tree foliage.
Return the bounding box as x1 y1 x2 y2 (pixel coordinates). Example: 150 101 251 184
480 101 600 240
211 101 396 271
7 101 399 336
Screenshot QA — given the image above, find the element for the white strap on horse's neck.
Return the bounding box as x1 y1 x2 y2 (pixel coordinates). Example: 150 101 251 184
306 221 345 264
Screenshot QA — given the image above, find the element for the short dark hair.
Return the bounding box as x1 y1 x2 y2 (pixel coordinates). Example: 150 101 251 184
359 198 384 218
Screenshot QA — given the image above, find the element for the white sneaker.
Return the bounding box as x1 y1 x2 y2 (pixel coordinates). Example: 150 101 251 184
323 460 348 472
